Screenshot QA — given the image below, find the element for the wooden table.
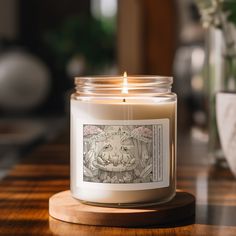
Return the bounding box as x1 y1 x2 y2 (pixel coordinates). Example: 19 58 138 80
1 133 236 235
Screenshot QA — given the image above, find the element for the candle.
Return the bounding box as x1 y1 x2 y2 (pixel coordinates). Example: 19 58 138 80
71 74 177 206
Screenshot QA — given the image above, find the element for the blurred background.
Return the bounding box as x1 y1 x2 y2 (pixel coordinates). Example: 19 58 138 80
0 0 208 177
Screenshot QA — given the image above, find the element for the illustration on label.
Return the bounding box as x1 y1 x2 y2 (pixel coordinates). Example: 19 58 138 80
83 124 166 184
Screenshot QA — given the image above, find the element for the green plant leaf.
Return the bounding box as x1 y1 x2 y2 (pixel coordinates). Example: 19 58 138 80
223 1 236 25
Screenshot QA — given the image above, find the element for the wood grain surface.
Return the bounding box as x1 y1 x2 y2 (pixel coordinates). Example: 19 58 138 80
49 190 195 227
1 134 236 235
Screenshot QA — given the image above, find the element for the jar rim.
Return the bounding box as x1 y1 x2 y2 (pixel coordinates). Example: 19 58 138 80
74 75 173 97
75 75 173 83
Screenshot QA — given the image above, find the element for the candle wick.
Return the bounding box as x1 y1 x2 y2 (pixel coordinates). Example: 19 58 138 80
123 98 126 103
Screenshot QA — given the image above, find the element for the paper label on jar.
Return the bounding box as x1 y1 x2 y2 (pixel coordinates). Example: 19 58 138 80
74 119 170 190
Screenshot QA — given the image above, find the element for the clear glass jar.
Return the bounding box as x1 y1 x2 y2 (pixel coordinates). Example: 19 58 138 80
70 76 177 207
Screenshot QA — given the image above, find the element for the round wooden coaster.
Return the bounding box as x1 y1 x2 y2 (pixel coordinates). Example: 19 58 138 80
49 190 195 227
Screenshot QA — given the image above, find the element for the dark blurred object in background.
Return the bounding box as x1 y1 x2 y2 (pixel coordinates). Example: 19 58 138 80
174 0 207 132
44 15 116 76
0 0 118 178
0 0 117 115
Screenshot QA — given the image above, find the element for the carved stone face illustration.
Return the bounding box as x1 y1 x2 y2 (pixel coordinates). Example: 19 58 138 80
84 124 153 183
97 126 134 167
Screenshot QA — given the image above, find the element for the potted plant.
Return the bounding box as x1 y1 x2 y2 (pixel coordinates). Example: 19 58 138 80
196 0 236 166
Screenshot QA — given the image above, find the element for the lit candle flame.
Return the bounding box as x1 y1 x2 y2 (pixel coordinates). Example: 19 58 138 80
122 72 128 94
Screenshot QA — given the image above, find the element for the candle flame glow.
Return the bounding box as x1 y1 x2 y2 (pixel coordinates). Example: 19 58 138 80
122 71 128 94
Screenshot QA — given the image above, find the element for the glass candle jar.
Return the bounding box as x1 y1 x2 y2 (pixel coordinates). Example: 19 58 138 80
70 75 177 207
